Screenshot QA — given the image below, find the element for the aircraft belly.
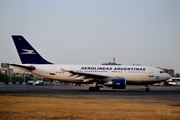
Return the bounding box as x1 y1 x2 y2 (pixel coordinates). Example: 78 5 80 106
124 74 145 84
32 71 83 82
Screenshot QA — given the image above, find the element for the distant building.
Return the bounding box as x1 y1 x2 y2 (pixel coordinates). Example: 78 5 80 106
102 57 121 65
0 68 13 75
158 67 174 77
0 63 13 75
13 69 23 75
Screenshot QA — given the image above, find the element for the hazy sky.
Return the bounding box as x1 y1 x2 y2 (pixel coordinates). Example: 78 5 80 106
0 0 180 72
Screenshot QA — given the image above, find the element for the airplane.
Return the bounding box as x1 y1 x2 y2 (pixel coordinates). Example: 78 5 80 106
10 35 171 92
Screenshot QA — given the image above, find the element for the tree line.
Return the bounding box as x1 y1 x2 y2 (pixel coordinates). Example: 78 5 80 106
0 72 32 84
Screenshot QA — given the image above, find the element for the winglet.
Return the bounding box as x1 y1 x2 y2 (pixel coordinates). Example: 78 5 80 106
12 35 53 64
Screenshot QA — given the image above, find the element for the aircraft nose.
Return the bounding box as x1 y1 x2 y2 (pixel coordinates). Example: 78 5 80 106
165 73 171 80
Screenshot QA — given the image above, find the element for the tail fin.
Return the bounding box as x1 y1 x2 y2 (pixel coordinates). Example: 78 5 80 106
12 35 53 64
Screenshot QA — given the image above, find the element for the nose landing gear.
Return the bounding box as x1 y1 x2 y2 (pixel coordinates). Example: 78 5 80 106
145 84 150 92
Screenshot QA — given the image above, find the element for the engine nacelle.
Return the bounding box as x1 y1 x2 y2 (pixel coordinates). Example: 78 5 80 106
104 78 126 89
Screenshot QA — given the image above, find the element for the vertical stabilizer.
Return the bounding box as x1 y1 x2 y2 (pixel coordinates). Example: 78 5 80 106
12 35 53 64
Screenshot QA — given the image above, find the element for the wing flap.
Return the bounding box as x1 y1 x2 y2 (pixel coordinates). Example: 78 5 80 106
69 71 108 79
62 68 108 82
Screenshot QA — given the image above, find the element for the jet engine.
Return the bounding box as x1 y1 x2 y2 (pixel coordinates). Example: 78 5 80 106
104 78 126 89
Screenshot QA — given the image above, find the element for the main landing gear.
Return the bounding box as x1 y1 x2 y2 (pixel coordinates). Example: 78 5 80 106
88 82 100 91
145 84 150 92
88 86 100 91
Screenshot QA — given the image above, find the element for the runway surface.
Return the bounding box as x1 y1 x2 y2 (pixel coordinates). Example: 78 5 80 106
0 84 180 105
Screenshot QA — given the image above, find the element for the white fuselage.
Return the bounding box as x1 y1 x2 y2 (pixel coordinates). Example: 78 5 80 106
19 64 171 84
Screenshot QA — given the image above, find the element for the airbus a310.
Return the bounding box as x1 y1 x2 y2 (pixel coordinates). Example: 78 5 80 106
10 35 171 92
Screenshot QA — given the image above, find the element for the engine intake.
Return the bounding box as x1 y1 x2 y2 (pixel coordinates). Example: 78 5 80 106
104 78 126 89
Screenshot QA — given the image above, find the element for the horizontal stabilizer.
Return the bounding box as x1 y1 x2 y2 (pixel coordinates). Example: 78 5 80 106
10 64 36 71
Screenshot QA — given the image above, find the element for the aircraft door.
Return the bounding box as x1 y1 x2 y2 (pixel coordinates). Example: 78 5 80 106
144 68 154 83
50 66 55 75
148 68 154 77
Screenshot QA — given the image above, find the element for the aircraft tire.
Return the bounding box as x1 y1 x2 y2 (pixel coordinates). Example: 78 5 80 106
145 88 150 92
89 87 100 91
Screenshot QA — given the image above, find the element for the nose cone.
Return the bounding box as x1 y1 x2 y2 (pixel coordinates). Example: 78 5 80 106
164 73 171 80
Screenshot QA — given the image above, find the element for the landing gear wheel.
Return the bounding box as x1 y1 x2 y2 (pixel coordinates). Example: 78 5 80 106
145 84 150 92
88 87 100 91
89 87 94 91
145 87 150 92
94 87 100 91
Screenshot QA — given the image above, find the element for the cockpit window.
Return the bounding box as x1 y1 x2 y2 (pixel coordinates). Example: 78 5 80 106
160 71 165 73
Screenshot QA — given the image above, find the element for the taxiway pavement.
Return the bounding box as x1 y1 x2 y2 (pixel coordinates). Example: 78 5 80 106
0 84 180 104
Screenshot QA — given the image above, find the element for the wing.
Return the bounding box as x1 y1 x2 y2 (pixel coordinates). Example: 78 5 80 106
61 68 108 82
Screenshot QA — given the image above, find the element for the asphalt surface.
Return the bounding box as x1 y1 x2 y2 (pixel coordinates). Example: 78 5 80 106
0 83 180 105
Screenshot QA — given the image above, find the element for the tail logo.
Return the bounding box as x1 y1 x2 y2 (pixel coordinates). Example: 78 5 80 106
20 49 35 54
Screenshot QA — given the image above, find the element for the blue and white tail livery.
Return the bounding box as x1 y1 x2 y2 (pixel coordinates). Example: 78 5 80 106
12 35 52 64
11 35 171 92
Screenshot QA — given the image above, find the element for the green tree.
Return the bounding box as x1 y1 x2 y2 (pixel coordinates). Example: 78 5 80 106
0 72 9 84
175 73 180 77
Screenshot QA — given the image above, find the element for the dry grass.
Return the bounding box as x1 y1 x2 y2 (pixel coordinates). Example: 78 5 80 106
0 95 180 120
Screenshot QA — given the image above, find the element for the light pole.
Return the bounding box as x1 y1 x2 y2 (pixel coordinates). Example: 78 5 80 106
9 68 12 85
23 71 26 85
